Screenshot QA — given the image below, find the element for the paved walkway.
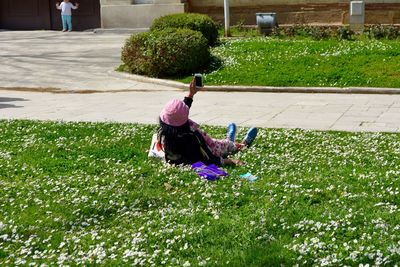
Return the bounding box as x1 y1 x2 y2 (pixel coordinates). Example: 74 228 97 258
1 90 399 132
1 31 399 133
0 31 171 91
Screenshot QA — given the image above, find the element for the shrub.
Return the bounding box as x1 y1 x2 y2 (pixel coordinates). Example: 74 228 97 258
281 26 295 37
151 13 219 46
364 24 400 39
270 26 284 38
385 25 400 39
308 26 332 40
280 25 332 39
336 26 354 40
366 24 386 39
121 28 210 77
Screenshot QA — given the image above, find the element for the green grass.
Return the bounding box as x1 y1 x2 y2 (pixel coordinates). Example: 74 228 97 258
1 120 400 266
178 37 400 88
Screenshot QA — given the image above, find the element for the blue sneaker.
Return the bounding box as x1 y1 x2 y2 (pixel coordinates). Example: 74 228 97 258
243 127 258 147
227 123 236 142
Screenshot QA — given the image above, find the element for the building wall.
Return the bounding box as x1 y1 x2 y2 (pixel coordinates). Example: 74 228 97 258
100 0 186 28
0 0 100 30
187 0 400 25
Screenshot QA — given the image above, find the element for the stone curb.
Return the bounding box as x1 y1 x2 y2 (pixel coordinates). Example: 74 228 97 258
93 28 149 34
109 70 400 94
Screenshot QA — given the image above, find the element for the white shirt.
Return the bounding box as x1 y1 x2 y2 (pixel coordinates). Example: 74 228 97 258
58 2 78 16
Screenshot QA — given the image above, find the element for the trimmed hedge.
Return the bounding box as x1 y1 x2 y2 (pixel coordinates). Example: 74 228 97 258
270 24 400 40
150 13 219 46
121 28 210 77
364 24 400 39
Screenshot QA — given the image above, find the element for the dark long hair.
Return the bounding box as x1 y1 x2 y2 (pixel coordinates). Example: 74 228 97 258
158 118 191 155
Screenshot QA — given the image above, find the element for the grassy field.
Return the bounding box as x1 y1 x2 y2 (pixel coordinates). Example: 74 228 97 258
1 120 400 266
178 37 400 88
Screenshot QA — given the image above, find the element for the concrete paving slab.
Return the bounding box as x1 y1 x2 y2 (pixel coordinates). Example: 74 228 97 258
387 107 400 113
344 110 383 117
376 114 400 124
336 116 375 124
0 31 174 92
270 112 311 121
285 105 322 113
347 106 370 112
1 90 400 133
330 124 358 132
307 113 343 122
355 126 399 133
295 101 328 106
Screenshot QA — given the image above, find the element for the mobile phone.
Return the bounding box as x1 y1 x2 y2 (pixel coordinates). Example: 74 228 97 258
194 73 203 88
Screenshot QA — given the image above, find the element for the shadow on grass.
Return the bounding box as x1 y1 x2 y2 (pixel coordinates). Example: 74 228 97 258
228 241 296 266
163 54 224 84
115 54 224 84
206 54 224 73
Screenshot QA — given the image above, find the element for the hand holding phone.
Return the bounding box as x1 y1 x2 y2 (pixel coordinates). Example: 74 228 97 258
194 73 203 88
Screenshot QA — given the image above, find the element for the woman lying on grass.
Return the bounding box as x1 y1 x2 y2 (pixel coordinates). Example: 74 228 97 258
158 78 258 166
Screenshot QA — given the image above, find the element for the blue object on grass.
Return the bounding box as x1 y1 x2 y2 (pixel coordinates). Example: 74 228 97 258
240 173 258 182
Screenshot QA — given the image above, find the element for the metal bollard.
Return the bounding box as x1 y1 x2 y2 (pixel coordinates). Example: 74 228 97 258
256 13 278 35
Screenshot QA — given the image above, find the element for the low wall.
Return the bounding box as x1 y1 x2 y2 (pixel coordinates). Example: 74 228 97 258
100 0 186 28
187 0 400 25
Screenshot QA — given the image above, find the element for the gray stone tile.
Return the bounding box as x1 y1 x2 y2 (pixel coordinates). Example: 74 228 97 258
359 122 387 128
347 105 369 112
339 113 379 122
315 104 351 113
386 107 400 113
353 126 398 133
307 112 343 121
375 114 400 124
330 125 357 132
295 101 328 106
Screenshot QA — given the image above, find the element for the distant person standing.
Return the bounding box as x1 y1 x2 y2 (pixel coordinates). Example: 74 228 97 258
56 0 79 32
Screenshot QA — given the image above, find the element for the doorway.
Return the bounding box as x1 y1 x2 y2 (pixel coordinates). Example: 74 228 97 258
0 0 100 30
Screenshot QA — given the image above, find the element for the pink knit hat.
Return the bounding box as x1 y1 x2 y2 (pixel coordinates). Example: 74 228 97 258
160 99 189 126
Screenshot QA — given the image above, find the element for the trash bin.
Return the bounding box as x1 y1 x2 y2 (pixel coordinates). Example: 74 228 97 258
256 13 278 35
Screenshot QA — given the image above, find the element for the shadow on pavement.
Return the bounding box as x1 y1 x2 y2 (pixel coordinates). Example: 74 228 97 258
0 104 22 109
0 97 27 109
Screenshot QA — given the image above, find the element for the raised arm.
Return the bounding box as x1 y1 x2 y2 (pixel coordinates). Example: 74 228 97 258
187 78 200 98
72 2 79 9
56 2 61 9
183 78 200 108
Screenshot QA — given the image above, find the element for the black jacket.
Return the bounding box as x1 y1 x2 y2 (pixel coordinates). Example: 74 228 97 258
160 97 223 166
